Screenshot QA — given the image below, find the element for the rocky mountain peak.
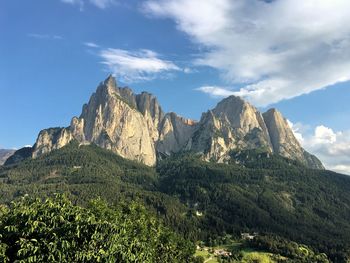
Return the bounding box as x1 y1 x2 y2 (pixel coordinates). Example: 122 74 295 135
136 92 164 119
262 108 323 169
263 107 297 153
32 76 195 166
212 95 246 117
188 96 273 162
104 74 117 88
91 76 119 109
31 76 323 169
212 95 267 133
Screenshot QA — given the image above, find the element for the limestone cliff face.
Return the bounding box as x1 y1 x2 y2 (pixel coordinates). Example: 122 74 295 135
157 112 196 156
33 76 156 165
187 96 273 162
186 95 323 169
32 76 194 166
263 109 324 169
77 77 157 165
33 128 73 158
32 75 323 169
135 92 164 142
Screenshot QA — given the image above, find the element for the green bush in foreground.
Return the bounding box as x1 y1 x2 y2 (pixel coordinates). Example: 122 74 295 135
0 194 195 262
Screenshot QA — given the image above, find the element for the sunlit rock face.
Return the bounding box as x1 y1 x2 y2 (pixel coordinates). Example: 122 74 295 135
32 75 323 169
32 76 194 166
187 96 273 162
263 109 324 169
157 112 197 156
34 76 156 165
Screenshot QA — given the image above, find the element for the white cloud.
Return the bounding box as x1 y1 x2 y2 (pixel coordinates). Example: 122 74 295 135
84 42 100 48
287 120 305 144
61 0 116 9
327 165 350 175
143 0 350 106
292 124 350 175
89 0 116 9
183 67 197 74
196 86 234 98
313 125 337 144
61 0 80 3
28 33 63 40
61 0 84 9
99 48 180 82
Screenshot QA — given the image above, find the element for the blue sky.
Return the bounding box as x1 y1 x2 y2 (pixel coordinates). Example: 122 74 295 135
1 0 350 173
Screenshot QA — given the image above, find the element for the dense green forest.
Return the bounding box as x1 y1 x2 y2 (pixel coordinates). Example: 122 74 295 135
1 142 350 262
157 153 350 261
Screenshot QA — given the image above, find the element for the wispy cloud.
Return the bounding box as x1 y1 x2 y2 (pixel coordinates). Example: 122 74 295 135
61 0 84 9
28 33 63 40
288 121 350 175
61 0 117 9
99 48 180 82
183 67 196 74
89 0 116 9
84 42 100 48
196 86 234 98
143 0 350 106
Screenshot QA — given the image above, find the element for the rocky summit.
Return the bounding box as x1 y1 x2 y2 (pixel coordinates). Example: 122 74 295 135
31 75 323 169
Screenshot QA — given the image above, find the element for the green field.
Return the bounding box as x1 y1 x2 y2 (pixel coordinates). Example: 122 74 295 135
240 251 283 263
195 242 287 263
194 249 218 263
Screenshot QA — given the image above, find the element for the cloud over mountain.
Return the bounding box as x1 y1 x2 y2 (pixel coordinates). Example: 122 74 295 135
99 48 180 82
289 122 350 175
144 0 350 106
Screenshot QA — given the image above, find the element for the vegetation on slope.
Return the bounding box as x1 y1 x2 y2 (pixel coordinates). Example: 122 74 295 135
157 152 350 261
1 143 350 262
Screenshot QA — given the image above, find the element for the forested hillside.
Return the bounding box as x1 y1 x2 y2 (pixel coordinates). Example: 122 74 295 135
1 142 350 262
157 153 350 261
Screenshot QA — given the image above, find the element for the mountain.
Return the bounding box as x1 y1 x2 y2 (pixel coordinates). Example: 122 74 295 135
188 96 323 169
31 75 323 169
0 142 349 261
0 149 15 165
4 147 33 166
32 76 195 166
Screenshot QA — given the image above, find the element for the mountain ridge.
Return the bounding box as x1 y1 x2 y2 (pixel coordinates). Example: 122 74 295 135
0 149 15 165
29 75 323 169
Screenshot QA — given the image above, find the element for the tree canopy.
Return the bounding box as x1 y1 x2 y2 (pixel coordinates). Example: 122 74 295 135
0 194 196 262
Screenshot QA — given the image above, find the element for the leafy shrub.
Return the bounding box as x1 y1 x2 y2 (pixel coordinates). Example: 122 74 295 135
0 194 195 262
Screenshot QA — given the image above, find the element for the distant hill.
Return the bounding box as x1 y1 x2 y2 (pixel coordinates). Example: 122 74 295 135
0 149 15 165
1 142 349 261
3 147 32 166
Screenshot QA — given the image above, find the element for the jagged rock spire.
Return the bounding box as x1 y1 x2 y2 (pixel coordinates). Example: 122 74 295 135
104 74 116 87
